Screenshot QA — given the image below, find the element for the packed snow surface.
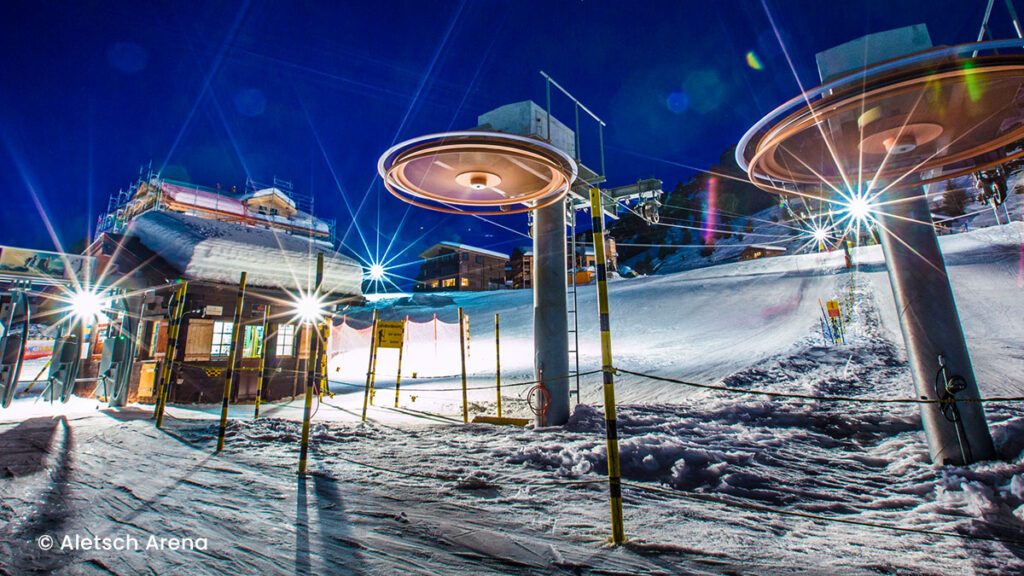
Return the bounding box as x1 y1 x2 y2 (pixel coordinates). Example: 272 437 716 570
2 222 1023 575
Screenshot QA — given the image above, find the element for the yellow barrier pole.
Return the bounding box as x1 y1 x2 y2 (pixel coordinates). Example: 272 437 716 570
253 304 271 419
459 307 468 423
495 313 502 418
590 186 626 545
298 253 325 475
216 271 247 452
394 317 406 407
368 324 380 405
155 282 188 428
361 310 379 422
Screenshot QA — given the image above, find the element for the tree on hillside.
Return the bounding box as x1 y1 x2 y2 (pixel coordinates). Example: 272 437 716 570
942 186 969 216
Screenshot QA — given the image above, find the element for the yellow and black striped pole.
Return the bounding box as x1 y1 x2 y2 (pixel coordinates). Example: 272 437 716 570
393 317 406 407
590 186 625 545
155 282 188 428
361 309 379 421
216 271 247 452
459 307 468 423
318 323 330 400
253 304 271 419
494 313 502 418
298 253 325 475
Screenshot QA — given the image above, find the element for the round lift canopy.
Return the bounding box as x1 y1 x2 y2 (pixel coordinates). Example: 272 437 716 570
378 131 577 215
737 40 1024 198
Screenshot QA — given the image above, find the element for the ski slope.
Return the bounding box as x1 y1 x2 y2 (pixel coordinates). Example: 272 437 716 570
1 222 1023 575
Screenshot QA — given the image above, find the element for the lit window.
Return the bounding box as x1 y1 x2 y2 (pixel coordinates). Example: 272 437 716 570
442 278 456 288
211 321 234 356
276 324 295 356
431 281 439 288
242 325 264 358
461 278 469 287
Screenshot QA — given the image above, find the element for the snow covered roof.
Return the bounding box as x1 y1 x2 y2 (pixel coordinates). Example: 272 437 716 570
420 241 510 260
126 211 362 296
245 187 297 209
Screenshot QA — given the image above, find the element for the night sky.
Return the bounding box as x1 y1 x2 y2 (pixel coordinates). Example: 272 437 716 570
0 1 1007 279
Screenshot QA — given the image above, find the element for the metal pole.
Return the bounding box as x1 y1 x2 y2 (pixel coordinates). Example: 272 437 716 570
876 187 995 464
254 304 271 419
533 198 570 425
545 77 552 143
394 318 406 407
1005 0 1024 39
369 327 380 405
155 282 187 428
459 307 469 423
298 253 324 475
589 187 625 545
361 310 379 422
217 271 247 452
494 313 502 418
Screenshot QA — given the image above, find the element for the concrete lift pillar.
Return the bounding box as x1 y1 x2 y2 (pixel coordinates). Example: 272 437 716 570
533 198 570 426
877 188 995 463
739 26 1007 464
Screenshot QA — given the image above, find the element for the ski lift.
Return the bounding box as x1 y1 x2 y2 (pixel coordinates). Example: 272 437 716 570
639 196 662 225
0 288 30 408
972 167 1008 207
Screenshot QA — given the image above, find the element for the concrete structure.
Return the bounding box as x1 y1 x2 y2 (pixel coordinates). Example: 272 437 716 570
415 242 509 292
477 101 577 160
738 27 1001 464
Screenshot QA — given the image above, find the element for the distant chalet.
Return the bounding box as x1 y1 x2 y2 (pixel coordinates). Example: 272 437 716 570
415 241 510 292
738 244 787 262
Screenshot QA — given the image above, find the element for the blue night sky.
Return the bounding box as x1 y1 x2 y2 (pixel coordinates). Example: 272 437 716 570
0 1 1005 274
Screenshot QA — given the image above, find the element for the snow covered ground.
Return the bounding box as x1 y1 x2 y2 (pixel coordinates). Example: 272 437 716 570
1 222 1023 575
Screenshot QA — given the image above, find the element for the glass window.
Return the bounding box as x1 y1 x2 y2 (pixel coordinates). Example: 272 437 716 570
461 278 469 287
276 324 295 356
475 255 482 264
211 321 233 356
442 278 456 288
242 325 264 358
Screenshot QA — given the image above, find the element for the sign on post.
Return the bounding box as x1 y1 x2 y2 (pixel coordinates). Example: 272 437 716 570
826 300 841 318
376 321 405 349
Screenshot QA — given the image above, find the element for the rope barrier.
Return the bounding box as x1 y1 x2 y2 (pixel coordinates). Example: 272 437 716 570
619 481 1024 548
615 368 1024 405
302 439 1024 549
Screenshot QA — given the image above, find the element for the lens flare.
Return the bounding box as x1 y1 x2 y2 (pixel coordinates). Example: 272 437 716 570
368 263 386 281
293 293 325 325
746 51 763 70
70 289 107 321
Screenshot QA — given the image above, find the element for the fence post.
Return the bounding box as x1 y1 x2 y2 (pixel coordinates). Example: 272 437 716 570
459 307 468 423
361 310 379 422
394 317 406 407
155 282 188 428
495 312 502 418
217 271 247 452
590 186 625 545
254 304 271 419
298 253 324 475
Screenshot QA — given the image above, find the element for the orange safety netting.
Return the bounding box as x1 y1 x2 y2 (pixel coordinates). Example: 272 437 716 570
326 314 472 378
